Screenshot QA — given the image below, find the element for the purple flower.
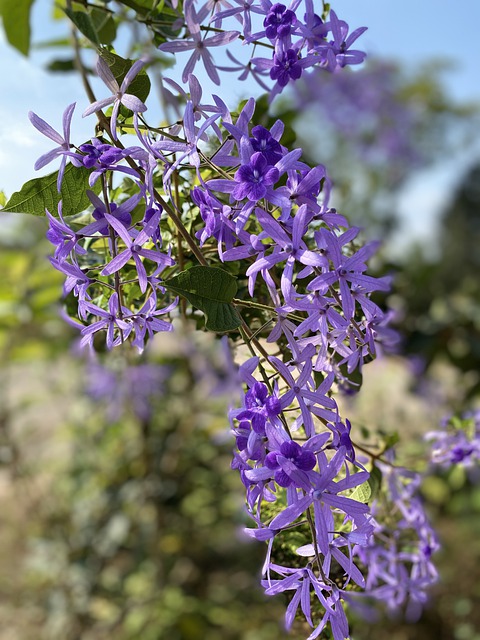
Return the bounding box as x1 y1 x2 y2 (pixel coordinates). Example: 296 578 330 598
81 190 141 237
101 211 174 293
264 3 297 40
83 57 148 140
249 125 283 165
49 257 92 308
128 294 178 352
79 293 131 349
158 0 239 85
265 440 316 487
425 412 480 469
323 10 367 70
308 230 390 319
79 138 126 169
270 48 303 87
237 381 282 433
28 103 78 191
46 203 86 262
233 152 279 201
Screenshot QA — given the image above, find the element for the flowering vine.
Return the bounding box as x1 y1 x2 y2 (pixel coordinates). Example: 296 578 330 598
0 1 445 637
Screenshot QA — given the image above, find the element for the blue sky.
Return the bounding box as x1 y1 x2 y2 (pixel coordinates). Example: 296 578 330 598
1 0 479 249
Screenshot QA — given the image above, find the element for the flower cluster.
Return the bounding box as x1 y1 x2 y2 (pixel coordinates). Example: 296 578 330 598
46 189 177 352
159 0 366 99
356 460 439 623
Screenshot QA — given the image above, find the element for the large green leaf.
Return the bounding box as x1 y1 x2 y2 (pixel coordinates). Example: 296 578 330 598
164 266 241 333
64 6 117 47
0 0 35 55
1 165 96 217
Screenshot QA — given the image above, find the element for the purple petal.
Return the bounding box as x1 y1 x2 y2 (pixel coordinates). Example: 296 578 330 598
121 94 147 113
28 111 64 144
83 96 115 118
102 250 132 275
34 148 62 171
96 57 118 93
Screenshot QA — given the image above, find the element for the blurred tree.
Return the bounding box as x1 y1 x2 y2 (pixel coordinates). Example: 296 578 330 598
396 161 480 403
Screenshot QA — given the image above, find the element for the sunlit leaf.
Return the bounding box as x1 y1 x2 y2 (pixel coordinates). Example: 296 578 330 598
1 165 97 217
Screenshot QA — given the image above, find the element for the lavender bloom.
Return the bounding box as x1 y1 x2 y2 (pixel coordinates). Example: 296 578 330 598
28 103 79 191
79 293 131 349
81 190 142 237
128 294 178 353
46 203 86 262
158 0 239 85
270 356 337 437
101 211 174 293
212 0 264 37
83 57 148 140
323 10 367 70
49 257 92 308
357 458 439 620
308 231 390 319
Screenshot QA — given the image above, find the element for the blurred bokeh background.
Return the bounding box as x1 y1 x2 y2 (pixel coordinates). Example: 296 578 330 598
1 2 480 638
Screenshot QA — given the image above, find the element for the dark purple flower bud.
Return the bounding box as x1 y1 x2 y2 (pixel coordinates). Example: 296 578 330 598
233 152 279 201
270 49 303 87
249 125 283 165
265 440 316 487
79 139 125 168
264 3 297 40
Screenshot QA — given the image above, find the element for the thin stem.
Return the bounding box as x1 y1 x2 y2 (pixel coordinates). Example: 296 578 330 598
352 440 399 468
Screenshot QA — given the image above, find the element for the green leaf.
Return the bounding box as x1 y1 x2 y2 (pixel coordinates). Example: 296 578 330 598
0 0 34 55
91 8 117 45
163 266 241 332
116 0 157 15
349 480 372 505
1 165 97 217
46 58 77 72
64 8 100 46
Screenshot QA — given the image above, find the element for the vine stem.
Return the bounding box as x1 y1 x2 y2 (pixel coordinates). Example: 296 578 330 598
351 440 399 468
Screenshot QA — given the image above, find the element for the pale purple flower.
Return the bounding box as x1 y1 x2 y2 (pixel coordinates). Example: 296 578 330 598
28 103 79 191
101 211 174 293
83 57 148 139
79 293 131 349
158 1 239 85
